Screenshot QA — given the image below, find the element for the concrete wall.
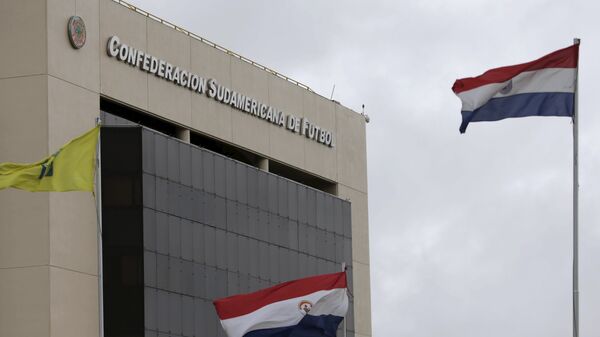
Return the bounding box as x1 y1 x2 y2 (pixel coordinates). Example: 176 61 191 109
0 0 370 336
0 1 100 337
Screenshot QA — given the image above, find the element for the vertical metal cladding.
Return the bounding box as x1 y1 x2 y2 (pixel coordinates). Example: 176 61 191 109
100 125 354 337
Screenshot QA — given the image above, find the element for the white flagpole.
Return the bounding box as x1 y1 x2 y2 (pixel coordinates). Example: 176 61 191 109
572 37 580 337
341 262 347 337
94 118 104 337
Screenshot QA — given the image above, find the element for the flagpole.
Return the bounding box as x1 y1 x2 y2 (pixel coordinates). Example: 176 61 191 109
341 262 347 337
94 118 104 337
572 37 580 337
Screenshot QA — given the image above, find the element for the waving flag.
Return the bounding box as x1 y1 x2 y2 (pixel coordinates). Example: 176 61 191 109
213 272 348 337
452 44 579 133
0 126 99 192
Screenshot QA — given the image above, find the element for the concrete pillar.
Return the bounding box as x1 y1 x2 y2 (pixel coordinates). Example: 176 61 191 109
258 158 269 171
0 1 101 337
176 128 191 143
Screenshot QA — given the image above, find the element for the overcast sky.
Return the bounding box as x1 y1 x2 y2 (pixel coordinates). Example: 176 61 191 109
126 1 600 336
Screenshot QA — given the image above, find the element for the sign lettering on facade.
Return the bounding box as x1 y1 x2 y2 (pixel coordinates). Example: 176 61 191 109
106 36 335 148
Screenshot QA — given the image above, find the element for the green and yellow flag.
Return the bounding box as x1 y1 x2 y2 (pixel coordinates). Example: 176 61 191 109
0 126 100 192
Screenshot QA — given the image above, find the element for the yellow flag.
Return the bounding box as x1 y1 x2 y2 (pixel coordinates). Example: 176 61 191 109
0 126 100 192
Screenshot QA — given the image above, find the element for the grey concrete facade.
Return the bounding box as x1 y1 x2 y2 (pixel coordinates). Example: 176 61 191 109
0 1 370 337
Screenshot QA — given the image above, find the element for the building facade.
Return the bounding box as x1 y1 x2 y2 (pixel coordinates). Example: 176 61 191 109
0 1 370 337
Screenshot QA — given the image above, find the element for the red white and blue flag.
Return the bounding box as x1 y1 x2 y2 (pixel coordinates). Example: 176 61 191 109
213 272 348 337
452 44 579 133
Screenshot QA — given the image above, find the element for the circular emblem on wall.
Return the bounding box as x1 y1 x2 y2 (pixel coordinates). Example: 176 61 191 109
67 16 86 49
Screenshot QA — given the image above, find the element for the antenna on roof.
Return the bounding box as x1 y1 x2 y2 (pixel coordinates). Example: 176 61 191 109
362 104 370 123
330 84 336 100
